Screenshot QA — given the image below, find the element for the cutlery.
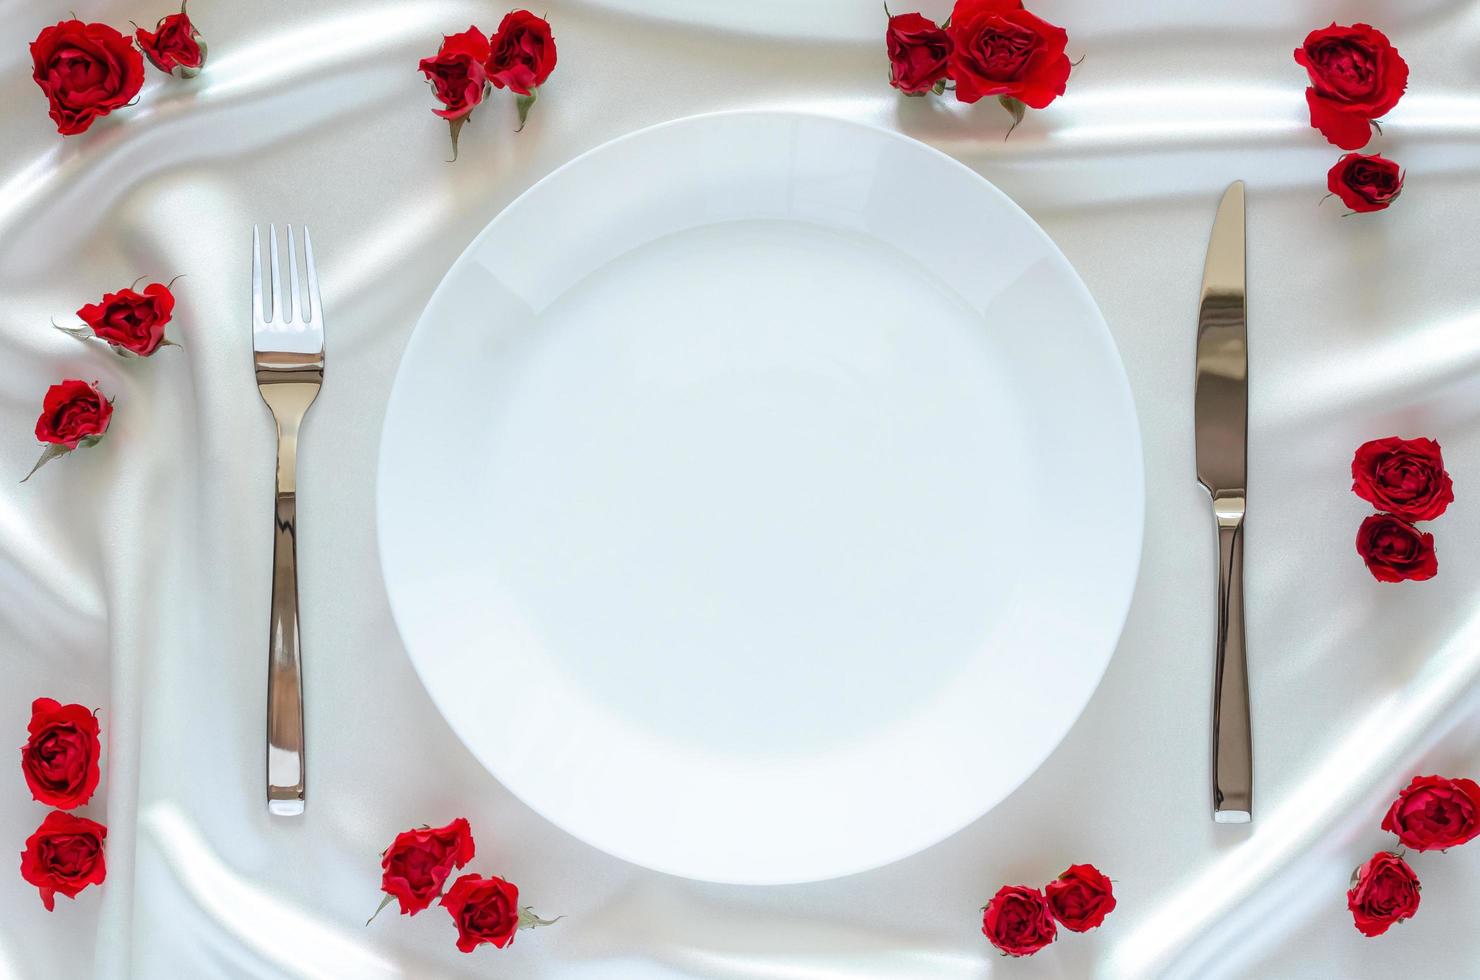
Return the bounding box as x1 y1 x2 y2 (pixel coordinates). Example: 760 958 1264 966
1195 182 1252 824
252 224 324 816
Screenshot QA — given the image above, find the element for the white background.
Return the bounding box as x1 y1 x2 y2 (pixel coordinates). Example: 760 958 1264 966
3 1 1480 977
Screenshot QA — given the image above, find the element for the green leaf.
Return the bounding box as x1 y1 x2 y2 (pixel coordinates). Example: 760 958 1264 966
21 444 71 483
446 115 467 162
998 95 1026 140
517 906 562 930
515 90 538 132
54 321 92 341
365 892 396 926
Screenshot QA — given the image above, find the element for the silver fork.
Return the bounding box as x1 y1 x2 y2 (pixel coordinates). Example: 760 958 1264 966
252 224 324 816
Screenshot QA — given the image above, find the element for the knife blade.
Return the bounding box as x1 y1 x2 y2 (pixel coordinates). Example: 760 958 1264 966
1195 180 1251 824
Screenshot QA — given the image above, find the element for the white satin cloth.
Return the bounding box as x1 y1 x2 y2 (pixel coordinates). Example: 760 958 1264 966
4 1 1480 977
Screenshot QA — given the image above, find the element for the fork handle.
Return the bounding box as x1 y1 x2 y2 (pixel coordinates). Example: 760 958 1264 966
263 384 314 816
267 489 306 815
1212 497 1252 823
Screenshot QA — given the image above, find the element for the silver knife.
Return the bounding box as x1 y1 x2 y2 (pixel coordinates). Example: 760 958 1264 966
1195 181 1252 824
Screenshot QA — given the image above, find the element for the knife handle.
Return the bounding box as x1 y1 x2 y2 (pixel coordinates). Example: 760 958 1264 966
1212 494 1252 823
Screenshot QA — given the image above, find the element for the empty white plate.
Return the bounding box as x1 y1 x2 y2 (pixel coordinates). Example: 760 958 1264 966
377 111 1143 884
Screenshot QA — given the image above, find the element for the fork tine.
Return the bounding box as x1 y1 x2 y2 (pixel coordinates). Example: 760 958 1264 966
268 224 281 324
251 225 264 324
286 225 300 324
303 227 321 326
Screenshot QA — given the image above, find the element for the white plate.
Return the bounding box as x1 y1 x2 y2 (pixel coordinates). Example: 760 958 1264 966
377 111 1143 885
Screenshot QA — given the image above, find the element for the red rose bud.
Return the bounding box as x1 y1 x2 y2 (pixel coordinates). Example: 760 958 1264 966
1381 775 1480 852
1351 436 1450 520
373 818 476 919
441 874 557 952
488 11 557 131
981 884 1057 956
1044 864 1116 932
135 2 207 79
34 380 112 449
73 281 178 356
1328 154 1404 213
1347 851 1419 937
419 27 491 120
947 0 1070 130
886 13 952 96
488 11 556 96
1294 23 1408 150
21 699 101 810
418 26 492 159
25 380 113 482
30 20 145 136
442 873 521 952
20 811 107 911
1355 514 1437 583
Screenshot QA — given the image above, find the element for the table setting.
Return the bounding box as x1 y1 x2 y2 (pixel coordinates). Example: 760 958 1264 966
5 1 1480 977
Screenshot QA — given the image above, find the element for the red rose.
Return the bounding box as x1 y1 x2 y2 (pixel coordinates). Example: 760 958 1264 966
77 282 177 356
487 11 557 97
34 380 112 450
946 0 1070 110
887 13 952 95
21 698 101 810
418 27 491 121
442 873 522 952
1355 514 1437 583
30 20 145 136
1328 154 1404 213
378 817 475 915
1294 24 1408 150
1347 851 1419 937
1381 775 1480 852
135 3 207 78
981 884 1057 956
1044 864 1116 932
20 811 107 911
1351 436 1451 520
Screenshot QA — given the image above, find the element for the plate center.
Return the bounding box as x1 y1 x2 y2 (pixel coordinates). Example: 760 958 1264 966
477 220 1036 754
